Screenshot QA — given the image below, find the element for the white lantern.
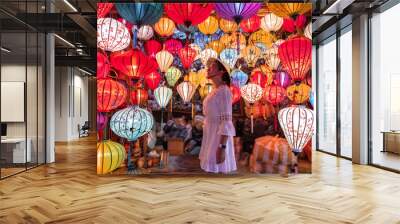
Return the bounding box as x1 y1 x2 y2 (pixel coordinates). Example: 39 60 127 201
97 18 131 52
260 13 283 32
137 25 154 41
265 46 280 71
198 49 218 65
177 81 196 103
304 23 312 40
220 48 238 69
154 86 172 108
240 83 263 133
156 50 174 73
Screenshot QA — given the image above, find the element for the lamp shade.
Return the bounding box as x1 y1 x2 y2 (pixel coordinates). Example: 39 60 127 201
215 3 262 24
154 85 172 108
219 18 238 33
144 71 161 90
278 105 314 154
230 85 241 104
240 83 263 104
265 46 281 71
198 49 217 65
154 17 176 37
264 83 286 106
97 140 126 174
241 45 261 67
164 39 183 55
130 88 149 106
165 66 182 87
110 49 158 79
97 52 110 79
286 83 311 104
220 48 238 69
248 29 275 48
144 39 162 58
267 3 312 18
304 22 312 39
231 69 248 88
97 18 130 52
177 81 196 103
278 36 312 81
156 50 174 73
137 25 154 40
207 40 224 54
97 3 113 18
179 44 197 69
199 83 214 99
164 3 214 27
97 79 127 112
260 13 283 32
274 71 291 88
115 3 163 25
240 15 261 33
110 106 154 141
198 16 219 35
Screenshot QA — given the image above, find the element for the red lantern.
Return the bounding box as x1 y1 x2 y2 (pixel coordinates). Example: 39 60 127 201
230 85 241 105
282 18 296 33
250 70 267 88
144 71 161 90
145 40 162 58
278 36 312 82
97 3 113 18
97 79 127 112
110 49 158 79
97 52 110 79
295 14 307 29
264 84 286 106
164 39 183 55
130 88 148 105
179 44 197 70
164 3 214 27
240 15 261 33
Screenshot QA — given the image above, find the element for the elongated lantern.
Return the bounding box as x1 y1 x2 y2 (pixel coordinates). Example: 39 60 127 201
97 52 110 79
97 79 127 112
231 69 248 88
240 83 263 133
130 88 148 106
179 44 197 70
154 17 176 37
198 16 219 35
275 71 291 88
264 83 286 130
260 13 283 32
220 48 238 69
177 81 196 103
110 49 158 79
156 50 174 73
97 3 113 18
165 66 182 87
164 3 214 27
265 46 281 71
154 86 172 108
97 18 130 52
144 71 161 90
286 83 311 104
240 15 261 33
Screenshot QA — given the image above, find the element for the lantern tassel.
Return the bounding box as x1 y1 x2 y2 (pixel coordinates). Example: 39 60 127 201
251 105 254 134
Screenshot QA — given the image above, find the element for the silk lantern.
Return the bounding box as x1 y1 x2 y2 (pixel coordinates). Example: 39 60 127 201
304 23 312 39
156 50 174 73
248 30 275 48
267 3 312 18
240 15 261 33
207 40 224 54
164 3 214 27
179 44 197 70
260 13 283 32
177 80 196 103
110 106 154 141
164 39 183 55
188 71 202 88
97 79 127 112
230 85 241 104
240 83 263 133
144 39 162 58
231 69 248 88
215 3 262 24
198 16 219 35
110 49 158 79
154 17 176 37
97 52 110 79
144 71 161 90
198 49 217 65
282 18 296 33
165 66 182 87
295 14 307 30
137 25 154 40
265 46 281 71
286 83 311 104
264 83 286 130
250 70 268 88
220 48 238 69
97 18 130 52
241 45 261 67
97 140 126 175
97 3 113 18
154 85 172 126
278 36 312 82
199 83 214 99
130 88 148 106
275 71 291 88
198 69 212 87
219 18 238 33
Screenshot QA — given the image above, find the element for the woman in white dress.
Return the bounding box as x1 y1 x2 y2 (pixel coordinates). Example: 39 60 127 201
199 58 237 173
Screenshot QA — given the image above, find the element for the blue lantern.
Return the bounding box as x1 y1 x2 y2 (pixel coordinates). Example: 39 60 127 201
173 29 187 40
231 69 248 88
110 106 154 141
193 32 209 49
220 48 239 69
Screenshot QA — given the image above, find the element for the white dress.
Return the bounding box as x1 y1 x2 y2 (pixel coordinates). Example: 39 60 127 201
199 85 237 173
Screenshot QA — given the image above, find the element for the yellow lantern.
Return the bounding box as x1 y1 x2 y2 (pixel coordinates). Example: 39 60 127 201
249 30 275 48
286 83 311 104
154 17 175 37
198 16 219 35
220 33 233 47
188 71 202 88
197 69 212 87
155 50 174 73
165 66 182 87
207 40 224 55
219 18 238 33
199 83 214 99
97 140 126 174
267 3 312 18
241 45 261 67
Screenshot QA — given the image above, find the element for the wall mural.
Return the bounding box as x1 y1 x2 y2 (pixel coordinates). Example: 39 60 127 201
97 2 314 175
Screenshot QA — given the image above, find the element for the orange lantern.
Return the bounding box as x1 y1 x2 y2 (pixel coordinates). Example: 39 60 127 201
219 18 238 33
154 17 176 37
249 29 275 48
241 45 261 67
198 16 219 35
267 3 312 18
240 15 261 33
188 71 202 88
97 79 127 112
286 83 311 104
207 40 224 54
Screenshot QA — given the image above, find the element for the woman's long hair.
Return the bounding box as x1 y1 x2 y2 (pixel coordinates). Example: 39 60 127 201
208 58 231 86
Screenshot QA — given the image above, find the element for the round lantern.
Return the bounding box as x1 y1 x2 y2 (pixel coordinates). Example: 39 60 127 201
97 79 127 112
198 49 217 65
165 66 182 87
240 83 263 133
264 84 286 106
110 106 154 141
154 17 176 37
282 18 296 33
260 13 283 32
241 45 261 67
144 39 162 58
248 29 275 48
110 49 158 79
156 50 174 73
115 3 163 26
295 14 307 29
278 36 312 82
154 85 173 108
188 71 202 88
265 46 281 71
144 71 161 90
198 16 219 35
220 48 239 69
240 15 261 33
137 25 154 40
230 85 241 104
199 83 214 99
304 22 312 39
130 88 148 106
215 3 262 24
231 69 248 88
97 18 130 52
267 3 312 18
97 140 126 175
219 18 238 33
275 71 292 88
179 44 197 70
177 80 196 103
97 52 110 79
97 3 113 18
286 83 311 104
164 39 183 55
207 40 224 54
164 3 214 27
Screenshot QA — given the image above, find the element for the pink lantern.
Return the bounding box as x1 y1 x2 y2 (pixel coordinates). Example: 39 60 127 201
164 39 183 55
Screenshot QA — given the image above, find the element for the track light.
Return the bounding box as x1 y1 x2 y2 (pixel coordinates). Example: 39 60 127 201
63 0 78 12
1 47 11 53
54 34 75 48
78 67 93 76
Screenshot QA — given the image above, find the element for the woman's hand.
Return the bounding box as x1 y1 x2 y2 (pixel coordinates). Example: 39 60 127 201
216 146 225 164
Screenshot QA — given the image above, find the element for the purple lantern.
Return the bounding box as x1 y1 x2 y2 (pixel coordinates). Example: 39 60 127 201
274 71 291 88
215 3 262 24
97 112 108 131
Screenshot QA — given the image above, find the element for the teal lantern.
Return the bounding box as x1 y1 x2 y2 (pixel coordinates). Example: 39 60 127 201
231 69 248 88
219 48 238 69
110 106 154 141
